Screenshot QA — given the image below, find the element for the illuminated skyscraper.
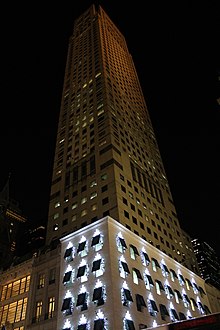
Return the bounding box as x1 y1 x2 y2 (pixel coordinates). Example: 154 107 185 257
46 4 197 271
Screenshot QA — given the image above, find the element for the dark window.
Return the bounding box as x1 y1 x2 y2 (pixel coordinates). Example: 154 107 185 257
150 299 159 312
159 304 169 320
178 274 185 283
199 286 206 295
63 271 72 283
94 318 104 330
119 237 127 248
91 234 100 246
77 265 86 278
124 288 133 302
162 264 170 274
125 319 135 330
183 294 190 304
142 252 150 264
136 294 146 311
77 241 86 253
171 308 179 320
102 197 109 205
92 287 103 301
146 275 154 286
179 312 186 320
61 297 72 311
166 285 174 296
76 292 86 306
77 325 87 330
92 259 101 272
204 305 211 314
121 261 130 273
64 247 73 259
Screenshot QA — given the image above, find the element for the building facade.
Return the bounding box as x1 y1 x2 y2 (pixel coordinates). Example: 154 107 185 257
57 216 211 330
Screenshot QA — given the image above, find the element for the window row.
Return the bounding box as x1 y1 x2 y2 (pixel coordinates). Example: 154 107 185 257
117 236 205 295
64 233 103 261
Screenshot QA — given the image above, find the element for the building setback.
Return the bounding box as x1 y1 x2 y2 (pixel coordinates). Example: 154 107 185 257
58 216 211 330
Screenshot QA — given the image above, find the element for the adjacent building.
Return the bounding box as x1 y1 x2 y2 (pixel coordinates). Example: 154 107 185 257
0 176 27 270
192 238 220 291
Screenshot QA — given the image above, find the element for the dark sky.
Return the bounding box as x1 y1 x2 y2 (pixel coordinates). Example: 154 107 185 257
1 1 220 257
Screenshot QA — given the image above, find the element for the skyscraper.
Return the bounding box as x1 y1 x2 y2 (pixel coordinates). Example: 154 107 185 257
46 4 197 272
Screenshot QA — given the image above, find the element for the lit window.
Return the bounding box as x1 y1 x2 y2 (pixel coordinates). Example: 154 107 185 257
38 274 45 289
119 260 130 278
132 268 142 284
90 180 97 188
190 298 197 311
53 213 59 220
81 197 87 204
155 280 164 295
48 296 55 319
91 204 97 211
35 300 43 322
185 278 192 290
151 258 160 272
72 202 77 210
129 244 139 260
174 289 182 303
81 209 87 217
170 269 178 282
117 235 127 253
90 192 97 199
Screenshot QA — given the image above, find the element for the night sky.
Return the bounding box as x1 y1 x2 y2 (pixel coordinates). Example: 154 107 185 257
1 1 220 257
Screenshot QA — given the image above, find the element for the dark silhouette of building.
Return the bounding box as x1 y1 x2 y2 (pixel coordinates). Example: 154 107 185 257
0 174 27 269
192 238 220 291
